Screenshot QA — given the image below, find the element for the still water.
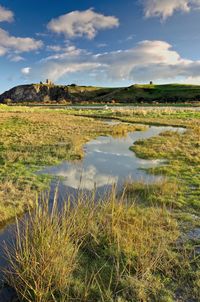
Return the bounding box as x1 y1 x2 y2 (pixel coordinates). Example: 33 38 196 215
40 125 183 202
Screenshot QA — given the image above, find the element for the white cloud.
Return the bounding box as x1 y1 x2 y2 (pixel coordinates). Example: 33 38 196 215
8 54 25 62
11 56 24 62
21 67 31 75
43 62 103 81
47 8 119 39
43 45 85 62
94 40 200 82
47 45 64 52
0 5 14 23
35 40 200 84
0 28 43 54
0 6 42 59
0 46 7 56
141 0 200 19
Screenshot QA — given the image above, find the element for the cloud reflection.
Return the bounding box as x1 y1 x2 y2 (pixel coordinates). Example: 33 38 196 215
52 165 118 191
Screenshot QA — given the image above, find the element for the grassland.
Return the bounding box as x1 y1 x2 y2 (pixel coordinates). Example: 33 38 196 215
0 105 200 301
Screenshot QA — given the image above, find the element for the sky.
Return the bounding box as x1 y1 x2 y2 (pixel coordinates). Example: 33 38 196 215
1 0 200 92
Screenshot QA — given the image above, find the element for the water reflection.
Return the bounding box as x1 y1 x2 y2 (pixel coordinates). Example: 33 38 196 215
41 125 183 199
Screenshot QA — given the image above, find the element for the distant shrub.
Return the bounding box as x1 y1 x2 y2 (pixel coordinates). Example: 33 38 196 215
3 98 12 104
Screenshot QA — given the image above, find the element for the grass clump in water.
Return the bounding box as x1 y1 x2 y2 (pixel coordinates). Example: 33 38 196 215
5 197 80 302
5 189 199 302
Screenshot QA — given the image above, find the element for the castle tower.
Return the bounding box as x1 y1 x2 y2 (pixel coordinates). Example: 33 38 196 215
46 79 53 85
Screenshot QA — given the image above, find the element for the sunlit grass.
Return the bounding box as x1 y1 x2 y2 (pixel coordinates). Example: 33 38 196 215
1 105 200 301
0 106 146 225
5 189 192 302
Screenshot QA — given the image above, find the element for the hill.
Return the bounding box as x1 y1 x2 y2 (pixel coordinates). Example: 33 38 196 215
1 83 200 104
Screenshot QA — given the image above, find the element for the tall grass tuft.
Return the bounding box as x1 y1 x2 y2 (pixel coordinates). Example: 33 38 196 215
4 188 181 301
4 195 80 302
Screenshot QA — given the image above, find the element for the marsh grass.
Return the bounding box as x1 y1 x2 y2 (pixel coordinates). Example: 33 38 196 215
1 105 200 301
132 127 200 210
0 181 35 226
67 107 200 128
0 106 147 224
125 179 182 208
4 188 192 302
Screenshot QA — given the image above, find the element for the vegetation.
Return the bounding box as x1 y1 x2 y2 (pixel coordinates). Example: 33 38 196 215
6 189 198 302
1 83 200 104
0 105 141 225
131 126 200 210
66 107 200 209
0 105 200 301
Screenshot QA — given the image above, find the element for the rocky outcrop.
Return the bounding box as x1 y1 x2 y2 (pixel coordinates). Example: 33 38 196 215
0 84 70 103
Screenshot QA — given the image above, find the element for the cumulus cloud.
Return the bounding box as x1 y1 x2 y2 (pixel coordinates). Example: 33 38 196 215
47 8 119 39
0 28 43 54
0 5 14 22
141 0 200 19
34 40 200 84
0 6 42 59
21 67 31 75
95 40 194 81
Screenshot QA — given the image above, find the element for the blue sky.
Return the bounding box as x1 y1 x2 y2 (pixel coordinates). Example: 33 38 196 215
1 0 200 92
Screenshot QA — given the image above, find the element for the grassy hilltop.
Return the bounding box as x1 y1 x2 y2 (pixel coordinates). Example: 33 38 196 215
67 83 200 104
1 83 200 104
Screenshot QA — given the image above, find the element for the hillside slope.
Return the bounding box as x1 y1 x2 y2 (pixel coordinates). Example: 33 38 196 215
1 83 200 104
